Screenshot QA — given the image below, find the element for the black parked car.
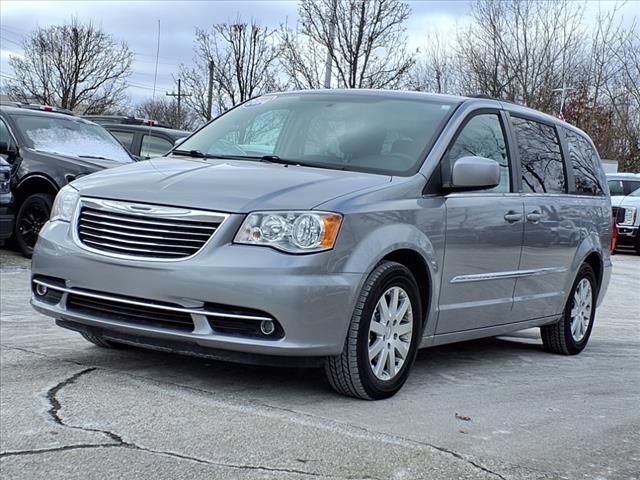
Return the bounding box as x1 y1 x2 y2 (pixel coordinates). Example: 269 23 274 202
0 157 14 245
0 106 134 256
102 124 190 159
82 115 171 128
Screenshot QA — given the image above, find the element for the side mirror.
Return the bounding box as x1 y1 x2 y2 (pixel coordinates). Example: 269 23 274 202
0 141 18 163
174 137 187 146
449 156 500 191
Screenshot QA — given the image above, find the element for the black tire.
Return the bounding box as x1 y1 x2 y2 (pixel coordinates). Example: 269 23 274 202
15 193 54 258
80 332 124 349
540 263 597 355
325 261 423 400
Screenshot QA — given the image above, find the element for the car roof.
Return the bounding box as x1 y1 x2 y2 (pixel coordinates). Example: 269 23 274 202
0 105 89 122
606 172 640 179
274 88 467 105
100 123 190 138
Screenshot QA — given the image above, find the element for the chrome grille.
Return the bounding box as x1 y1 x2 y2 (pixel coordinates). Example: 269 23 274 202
75 198 227 260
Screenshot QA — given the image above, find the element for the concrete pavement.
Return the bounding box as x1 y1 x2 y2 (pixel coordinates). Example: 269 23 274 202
1 248 638 479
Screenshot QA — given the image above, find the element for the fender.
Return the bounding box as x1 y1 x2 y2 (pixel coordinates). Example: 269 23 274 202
563 230 606 308
340 218 445 339
14 173 60 200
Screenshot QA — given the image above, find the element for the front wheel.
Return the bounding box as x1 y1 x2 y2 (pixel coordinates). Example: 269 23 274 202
325 261 422 400
540 263 597 355
15 193 54 258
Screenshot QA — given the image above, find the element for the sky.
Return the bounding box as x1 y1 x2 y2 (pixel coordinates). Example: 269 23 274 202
0 0 636 106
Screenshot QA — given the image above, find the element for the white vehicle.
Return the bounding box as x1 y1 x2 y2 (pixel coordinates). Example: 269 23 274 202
608 173 640 254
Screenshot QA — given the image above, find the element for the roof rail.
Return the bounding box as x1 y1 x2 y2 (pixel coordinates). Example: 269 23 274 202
469 95 519 105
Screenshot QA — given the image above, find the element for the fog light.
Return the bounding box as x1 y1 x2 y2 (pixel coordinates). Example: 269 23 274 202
35 284 48 296
260 320 276 336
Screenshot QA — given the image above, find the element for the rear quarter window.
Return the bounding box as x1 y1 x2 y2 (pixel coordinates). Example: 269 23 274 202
564 129 605 196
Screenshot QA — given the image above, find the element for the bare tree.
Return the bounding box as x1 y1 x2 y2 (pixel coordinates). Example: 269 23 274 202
456 0 585 111
281 0 415 89
7 18 133 113
406 32 458 94
134 98 199 131
180 17 280 119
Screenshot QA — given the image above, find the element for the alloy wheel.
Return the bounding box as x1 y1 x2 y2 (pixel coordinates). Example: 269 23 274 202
368 286 413 381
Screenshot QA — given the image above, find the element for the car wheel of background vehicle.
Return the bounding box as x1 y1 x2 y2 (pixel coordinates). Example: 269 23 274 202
540 263 597 355
80 332 125 349
325 261 422 400
635 234 640 255
15 193 53 258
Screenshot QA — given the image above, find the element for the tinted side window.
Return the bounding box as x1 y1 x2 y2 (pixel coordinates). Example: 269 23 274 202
512 117 565 193
0 119 11 145
624 180 640 195
141 135 173 158
564 129 604 195
445 114 511 193
110 130 135 151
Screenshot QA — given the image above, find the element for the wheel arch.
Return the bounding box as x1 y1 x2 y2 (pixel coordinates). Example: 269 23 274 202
341 223 441 336
14 174 59 205
379 248 432 329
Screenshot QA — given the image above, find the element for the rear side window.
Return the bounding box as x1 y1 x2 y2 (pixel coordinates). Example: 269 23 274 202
564 129 604 195
609 179 640 195
110 130 135 151
0 119 11 145
512 117 566 194
141 134 173 158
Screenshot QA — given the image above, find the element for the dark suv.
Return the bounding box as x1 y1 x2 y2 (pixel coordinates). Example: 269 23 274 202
102 124 190 159
0 157 14 245
0 106 133 256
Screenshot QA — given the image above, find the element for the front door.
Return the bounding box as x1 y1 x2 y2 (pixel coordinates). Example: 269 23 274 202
435 112 524 334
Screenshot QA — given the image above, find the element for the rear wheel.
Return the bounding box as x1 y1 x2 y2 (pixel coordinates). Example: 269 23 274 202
540 263 597 355
325 261 422 400
15 193 53 258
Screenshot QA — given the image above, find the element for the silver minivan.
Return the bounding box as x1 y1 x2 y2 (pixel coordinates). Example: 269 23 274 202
31 90 612 399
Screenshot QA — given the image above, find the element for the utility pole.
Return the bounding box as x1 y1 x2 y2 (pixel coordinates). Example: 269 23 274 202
323 0 337 89
166 79 191 128
206 60 214 121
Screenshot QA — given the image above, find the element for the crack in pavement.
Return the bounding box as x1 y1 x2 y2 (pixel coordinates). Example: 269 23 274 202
2 344 505 479
1 365 337 478
0 444 120 458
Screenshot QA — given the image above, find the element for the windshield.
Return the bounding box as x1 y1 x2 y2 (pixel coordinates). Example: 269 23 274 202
630 187 640 197
13 114 132 163
177 94 456 175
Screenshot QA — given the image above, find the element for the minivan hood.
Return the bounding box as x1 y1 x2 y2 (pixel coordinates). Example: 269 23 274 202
72 157 391 213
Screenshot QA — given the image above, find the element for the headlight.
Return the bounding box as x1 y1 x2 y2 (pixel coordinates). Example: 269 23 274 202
235 211 342 253
50 185 80 222
0 169 10 194
621 207 637 226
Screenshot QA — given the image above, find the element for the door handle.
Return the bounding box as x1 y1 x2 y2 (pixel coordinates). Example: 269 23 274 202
526 210 543 222
504 211 522 223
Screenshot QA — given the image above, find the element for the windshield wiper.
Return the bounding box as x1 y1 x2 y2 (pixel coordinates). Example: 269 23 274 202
172 149 215 159
78 155 111 160
171 151 345 170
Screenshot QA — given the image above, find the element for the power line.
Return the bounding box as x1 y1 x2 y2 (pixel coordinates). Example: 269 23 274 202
0 36 23 48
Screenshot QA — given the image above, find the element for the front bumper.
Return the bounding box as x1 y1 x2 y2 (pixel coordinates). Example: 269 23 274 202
31 220 363 357
0 196 14 240
615 224 638 246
